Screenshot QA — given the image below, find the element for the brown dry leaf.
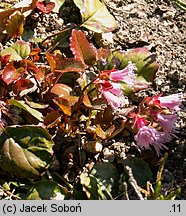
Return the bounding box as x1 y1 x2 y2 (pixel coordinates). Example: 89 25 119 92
46 53 56 72
83 93 92 108
53 97 72 116
6 11 25 38
96 125 106 139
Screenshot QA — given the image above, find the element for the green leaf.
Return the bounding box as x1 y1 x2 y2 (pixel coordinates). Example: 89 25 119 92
8 99 43 122
1 47 22 61
50 0 65 13
122 157 153 186
73 0 117 33
1 40 30 61
101 48 159 82
11 40 30 59
80 162 119 199
174 0 186 11
26 180 68 200
0 126 54 178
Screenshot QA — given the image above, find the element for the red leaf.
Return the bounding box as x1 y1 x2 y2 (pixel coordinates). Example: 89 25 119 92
12 78 34 95
30 47 41 62
30 48 41 56
54 54 86 73
36 1 55 14
35 66 47 82
70 30 97 66
0 54 11 66
25 59 37 73
1 62 25 85
46 52 86 73
55 58 86 73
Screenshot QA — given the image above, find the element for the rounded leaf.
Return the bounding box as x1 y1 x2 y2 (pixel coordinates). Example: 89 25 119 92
26 181 68 200
0 126 54 178
122 157 153 186
6 11 25 38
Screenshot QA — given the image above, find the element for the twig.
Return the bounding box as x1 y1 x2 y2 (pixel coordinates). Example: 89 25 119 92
41 24 81 45
125 165 144 200
4 190 21 200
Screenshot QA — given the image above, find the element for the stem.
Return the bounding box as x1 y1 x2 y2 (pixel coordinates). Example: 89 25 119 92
54 171 75 192
76 76 99 111
27 69 43 101
41 24 81 45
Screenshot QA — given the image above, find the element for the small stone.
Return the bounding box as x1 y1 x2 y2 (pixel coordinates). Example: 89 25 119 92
55 18 64 29
82 140 103 154
94 32 114 48
103 148 115 162
163 11 175 20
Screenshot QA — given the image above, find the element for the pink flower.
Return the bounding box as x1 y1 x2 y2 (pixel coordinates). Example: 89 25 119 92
158 94 182 111
99 80 127 110
145 93 183 111
101 62 137 87
134 116 168 156
157 113 178 141
110 62 137 86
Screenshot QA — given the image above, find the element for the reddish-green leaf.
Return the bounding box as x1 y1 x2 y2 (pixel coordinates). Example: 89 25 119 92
73 0 117 33
12 40 31 59
54 54 86 73
2 62 25 85
36 1 55 14
6 11 25 38
70 30 97 66
120 48 159 82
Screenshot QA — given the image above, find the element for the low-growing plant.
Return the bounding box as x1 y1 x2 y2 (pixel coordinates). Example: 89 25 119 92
0 0 184 200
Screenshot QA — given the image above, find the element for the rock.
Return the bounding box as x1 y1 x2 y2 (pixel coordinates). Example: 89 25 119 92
94 32 114 48
103 148 115 162
82 140 103 154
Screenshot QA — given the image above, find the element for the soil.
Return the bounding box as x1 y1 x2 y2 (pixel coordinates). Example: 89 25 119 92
1 0 186 199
